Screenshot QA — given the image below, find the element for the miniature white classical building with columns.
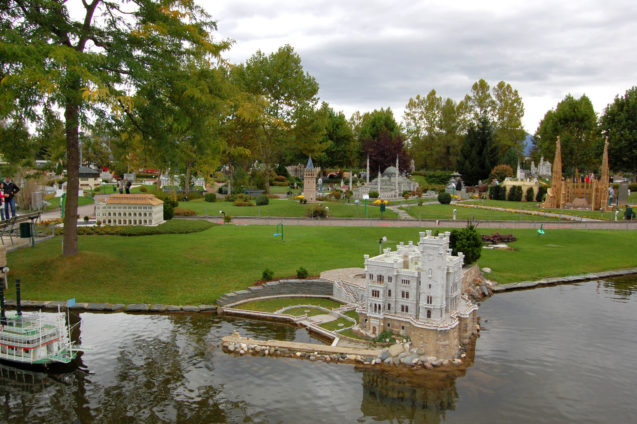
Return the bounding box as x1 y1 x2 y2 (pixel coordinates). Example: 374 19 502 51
95 194 164 226
357 230 478 359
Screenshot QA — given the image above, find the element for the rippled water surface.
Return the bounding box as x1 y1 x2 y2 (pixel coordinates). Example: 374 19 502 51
1 277 636 423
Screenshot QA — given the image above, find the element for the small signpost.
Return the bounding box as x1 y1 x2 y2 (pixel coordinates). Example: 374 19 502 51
273 223 284 241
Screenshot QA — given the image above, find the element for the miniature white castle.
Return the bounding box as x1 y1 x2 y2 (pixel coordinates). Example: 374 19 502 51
358 230 478 358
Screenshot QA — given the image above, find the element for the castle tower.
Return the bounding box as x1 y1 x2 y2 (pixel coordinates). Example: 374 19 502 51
550 136 563 208
597 137 610 210
304 156 317 202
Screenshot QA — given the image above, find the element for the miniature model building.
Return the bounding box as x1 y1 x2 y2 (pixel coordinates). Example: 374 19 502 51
541 136 610 210
358 231 478 359
303 156 317 202
95 194 164 226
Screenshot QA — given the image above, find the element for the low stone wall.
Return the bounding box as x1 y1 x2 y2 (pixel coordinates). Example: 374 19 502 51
216 279 333 307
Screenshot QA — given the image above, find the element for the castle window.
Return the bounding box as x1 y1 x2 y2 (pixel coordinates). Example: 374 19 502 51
400 305 409 313
377 275 384 283
369 274 373 280
387 289 391 297
387 323 391 327
429 284 431 289
388 276 392 283
426 296 432 304
427 310 432 318
387 304 391 311
401 279 409 285
372 289 380 298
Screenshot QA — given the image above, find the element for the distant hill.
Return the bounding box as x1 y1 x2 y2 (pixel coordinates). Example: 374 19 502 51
523 134 535 157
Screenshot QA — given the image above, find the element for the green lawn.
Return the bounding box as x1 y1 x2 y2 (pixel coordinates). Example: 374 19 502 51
44 196 94 211
237 297 341 313
402 203 558 221
319 316 355 331
461 199 627 221
7 225 636 305
178 198 399 219
478 228 637 284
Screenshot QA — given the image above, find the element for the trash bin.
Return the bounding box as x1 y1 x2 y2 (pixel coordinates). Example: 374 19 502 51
19 222 32 238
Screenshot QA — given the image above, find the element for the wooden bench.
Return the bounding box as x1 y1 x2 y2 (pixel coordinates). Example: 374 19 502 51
0 212 41 246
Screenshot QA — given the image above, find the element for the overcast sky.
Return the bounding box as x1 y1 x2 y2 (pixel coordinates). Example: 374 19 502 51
205 0 636 133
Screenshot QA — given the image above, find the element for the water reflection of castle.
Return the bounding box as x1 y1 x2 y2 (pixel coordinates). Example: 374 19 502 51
358 337 476 423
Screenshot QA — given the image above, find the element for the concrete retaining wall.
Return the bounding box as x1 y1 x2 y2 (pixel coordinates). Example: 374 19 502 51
216 279 334 307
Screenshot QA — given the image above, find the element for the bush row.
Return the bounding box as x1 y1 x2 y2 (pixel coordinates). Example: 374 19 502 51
54 219 215 236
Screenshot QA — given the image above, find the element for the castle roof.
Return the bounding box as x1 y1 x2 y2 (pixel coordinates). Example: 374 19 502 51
105 194 163 206
306 156 314 169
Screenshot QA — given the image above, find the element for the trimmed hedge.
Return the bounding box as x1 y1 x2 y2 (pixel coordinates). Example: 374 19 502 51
525 187 535 202
255 194 269 206
438 192 451 204
55 219 215 236
204 193 216 202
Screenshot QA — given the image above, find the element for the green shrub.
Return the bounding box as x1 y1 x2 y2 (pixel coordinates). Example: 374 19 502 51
204 193 216 202
255 194 269 206
449 225 482 265
174 208 196 216
233 200 254 207
305 204 327 218
374 330 396 344
296 267 308 279
438 192 451 204
423 171 452 185
489 185 506 200
140 186 148 193
262 268 274 281
223 214 232 224
507 186 523 201
625 207 635 220
629 183 637 192
163 203 174 220
536 186 547 202
368 191 379 198
525 187 535 202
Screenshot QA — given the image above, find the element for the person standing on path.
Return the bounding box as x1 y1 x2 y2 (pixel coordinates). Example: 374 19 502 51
3 176 19 218
0 180 5 220
125 180 131 194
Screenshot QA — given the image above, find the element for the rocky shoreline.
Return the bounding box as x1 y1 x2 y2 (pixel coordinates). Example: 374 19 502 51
222 333 474 369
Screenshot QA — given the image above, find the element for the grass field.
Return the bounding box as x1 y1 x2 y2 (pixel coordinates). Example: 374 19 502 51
178 198 399 219
461 199 632 220
237 298 341 313
6 225 636 305
401 203 559 221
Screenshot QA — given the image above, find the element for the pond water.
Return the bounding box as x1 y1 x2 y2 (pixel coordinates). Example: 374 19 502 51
1 277 636 423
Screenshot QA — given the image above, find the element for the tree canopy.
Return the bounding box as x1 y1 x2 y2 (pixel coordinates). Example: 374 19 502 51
534 94 599 175
0 0 229 256
600 86 637 173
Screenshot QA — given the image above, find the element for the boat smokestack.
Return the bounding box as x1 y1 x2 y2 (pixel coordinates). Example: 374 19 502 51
15 278 21 316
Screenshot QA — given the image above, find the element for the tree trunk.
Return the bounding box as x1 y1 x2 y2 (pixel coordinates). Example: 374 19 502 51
63 100 80 257
184 161 191 196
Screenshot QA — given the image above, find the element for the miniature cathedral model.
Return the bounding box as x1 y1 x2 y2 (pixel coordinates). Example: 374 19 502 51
358 231 478 359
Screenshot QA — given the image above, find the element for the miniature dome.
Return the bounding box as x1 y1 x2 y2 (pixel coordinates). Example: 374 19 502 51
383 166 399 177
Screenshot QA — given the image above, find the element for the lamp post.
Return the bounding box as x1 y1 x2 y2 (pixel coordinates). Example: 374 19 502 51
219 210 225 224
379 236 387 254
